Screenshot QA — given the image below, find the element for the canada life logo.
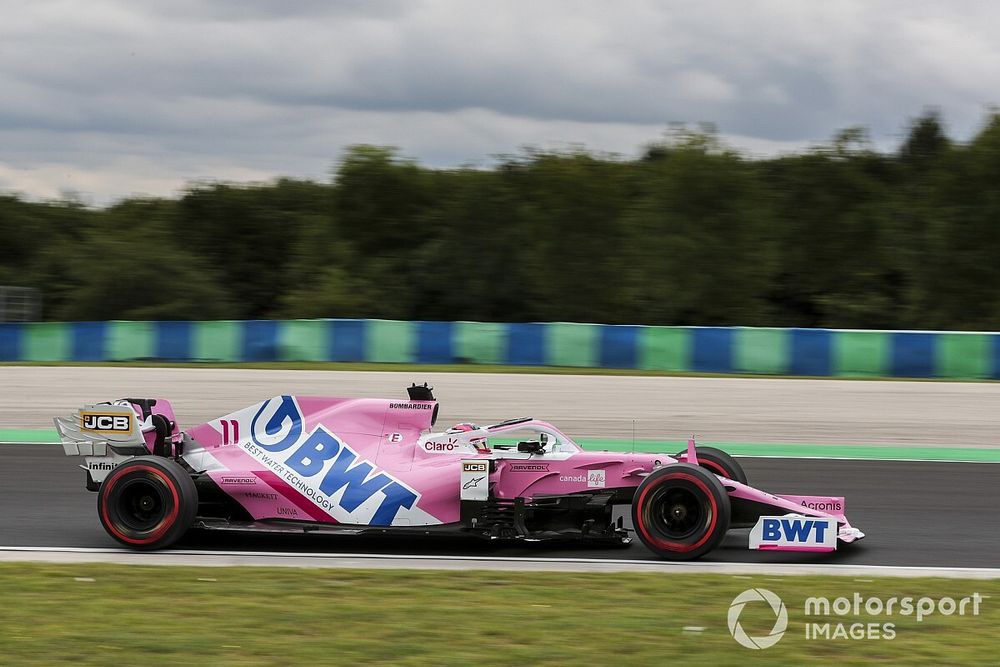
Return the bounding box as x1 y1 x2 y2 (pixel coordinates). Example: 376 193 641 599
247 396 420 525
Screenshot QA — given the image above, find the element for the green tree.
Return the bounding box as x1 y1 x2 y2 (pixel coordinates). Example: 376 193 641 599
621 131 776 325
54 199 236 320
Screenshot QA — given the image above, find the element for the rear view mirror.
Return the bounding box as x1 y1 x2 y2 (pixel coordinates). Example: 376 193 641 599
517 441 544 454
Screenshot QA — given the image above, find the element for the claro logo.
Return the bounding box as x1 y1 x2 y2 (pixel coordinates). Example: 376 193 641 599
81 413 132 432
424 439 462 452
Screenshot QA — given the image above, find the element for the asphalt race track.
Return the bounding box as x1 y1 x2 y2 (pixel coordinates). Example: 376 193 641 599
2 443 997 568
2 369 997 571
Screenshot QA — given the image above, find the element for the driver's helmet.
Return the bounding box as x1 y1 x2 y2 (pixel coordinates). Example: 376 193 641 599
447 422 480 433
447 422 489 452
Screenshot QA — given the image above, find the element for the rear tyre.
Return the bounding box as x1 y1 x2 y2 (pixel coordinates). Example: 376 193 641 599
631 463 731 560
98 456 197 550
675 446 748 485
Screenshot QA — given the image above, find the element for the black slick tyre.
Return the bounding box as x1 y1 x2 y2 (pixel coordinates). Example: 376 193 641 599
97 456 197 550
675 445 748 485
631 463 731 560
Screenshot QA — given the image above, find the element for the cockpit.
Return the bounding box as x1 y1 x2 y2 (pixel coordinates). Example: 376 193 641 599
485 421 582 456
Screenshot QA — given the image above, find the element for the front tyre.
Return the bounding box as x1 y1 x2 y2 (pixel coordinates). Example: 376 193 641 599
98 456 197 550
675 445 748 485
631 463 731 560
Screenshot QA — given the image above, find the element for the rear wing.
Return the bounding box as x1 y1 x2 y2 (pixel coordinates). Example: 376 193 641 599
54 403 148 456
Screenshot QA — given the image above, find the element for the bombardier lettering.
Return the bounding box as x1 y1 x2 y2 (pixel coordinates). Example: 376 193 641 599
248 396 419 525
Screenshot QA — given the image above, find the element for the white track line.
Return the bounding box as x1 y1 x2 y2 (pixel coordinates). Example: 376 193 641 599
2 547 999 578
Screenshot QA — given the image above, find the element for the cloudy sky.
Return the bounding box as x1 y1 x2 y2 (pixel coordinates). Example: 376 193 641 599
1 1 997 204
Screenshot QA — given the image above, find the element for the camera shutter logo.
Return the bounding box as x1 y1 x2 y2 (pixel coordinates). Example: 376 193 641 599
728 588 788 649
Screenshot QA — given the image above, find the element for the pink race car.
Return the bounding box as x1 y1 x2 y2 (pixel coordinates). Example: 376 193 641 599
56 384 864 560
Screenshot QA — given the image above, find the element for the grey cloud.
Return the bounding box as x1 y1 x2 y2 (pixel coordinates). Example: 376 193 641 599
1 1 998 202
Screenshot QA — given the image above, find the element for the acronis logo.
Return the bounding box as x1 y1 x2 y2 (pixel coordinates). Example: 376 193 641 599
247 396 419 525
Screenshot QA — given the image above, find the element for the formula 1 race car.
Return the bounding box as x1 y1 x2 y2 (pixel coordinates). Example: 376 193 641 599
55 384 864 560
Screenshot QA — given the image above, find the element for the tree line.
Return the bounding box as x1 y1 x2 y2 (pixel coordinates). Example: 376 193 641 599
2 111 999 330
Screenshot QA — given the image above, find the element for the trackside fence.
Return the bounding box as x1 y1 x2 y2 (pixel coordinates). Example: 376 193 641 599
0 320 998 379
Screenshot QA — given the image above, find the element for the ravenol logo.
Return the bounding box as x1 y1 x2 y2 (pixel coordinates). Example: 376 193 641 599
728 588 788 649
749 516 837 550
248 396 419 526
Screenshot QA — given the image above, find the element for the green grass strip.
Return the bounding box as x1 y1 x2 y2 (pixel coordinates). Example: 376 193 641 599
6 428 999 462
0 564 996 665
0 429 61 443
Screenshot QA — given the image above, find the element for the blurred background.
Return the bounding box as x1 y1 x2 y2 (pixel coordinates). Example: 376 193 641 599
1 1 998 332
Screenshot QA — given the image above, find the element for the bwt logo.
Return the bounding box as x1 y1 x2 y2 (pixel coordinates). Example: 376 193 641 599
750 516 837 550
81 413 131 432
249 396 419 525
762 518 830 543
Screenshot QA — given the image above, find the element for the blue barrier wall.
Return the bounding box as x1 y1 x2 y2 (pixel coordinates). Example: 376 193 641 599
0 320 997 378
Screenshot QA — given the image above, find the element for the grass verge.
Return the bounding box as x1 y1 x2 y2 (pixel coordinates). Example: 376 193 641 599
0 564 996 665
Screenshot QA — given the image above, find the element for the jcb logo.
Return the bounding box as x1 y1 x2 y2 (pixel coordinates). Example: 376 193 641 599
81 413 132 432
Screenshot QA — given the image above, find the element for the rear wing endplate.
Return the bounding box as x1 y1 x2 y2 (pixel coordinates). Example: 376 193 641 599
54 403 147 456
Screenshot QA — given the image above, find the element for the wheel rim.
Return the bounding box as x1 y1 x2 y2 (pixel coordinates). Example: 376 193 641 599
639 477 715 547
655 487 703 539
116 478 169 531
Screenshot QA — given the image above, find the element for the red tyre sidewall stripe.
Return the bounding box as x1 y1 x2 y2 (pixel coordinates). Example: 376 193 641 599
635 472 719 553
100 464 181 545
699 459 728 478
